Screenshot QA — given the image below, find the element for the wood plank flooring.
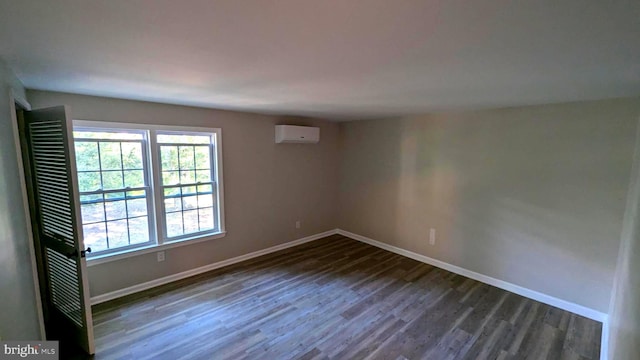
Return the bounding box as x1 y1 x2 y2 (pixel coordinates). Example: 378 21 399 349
90 234 602 360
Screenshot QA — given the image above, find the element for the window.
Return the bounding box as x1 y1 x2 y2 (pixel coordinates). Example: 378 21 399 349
73 121 225 259
74 130 153 254
157 133 218 239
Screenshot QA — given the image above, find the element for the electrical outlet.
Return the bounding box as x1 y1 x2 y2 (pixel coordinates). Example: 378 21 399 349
295 220 301 229
157 251 165 262
429 228 436 245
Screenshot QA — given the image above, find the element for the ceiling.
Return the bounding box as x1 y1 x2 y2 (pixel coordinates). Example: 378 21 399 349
1 0 639 120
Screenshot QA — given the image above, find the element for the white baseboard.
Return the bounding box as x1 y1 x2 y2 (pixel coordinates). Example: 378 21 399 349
93 227 607 322
91 227 608 358
90 229 338 305
336 229 607 324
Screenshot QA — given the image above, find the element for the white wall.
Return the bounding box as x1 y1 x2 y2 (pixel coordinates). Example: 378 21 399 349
20 88 640 351
339 98 640 313
608 116 640 359
27 90 340 297
0 60 41 339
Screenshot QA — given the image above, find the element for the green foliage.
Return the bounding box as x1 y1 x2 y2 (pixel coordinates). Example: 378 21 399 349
161 146 179 170
75 142 99 171
160 145 211 185
179 146 195 170
75 140 145 192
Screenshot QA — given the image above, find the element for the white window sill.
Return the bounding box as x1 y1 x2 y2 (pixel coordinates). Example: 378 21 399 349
86 231 227 266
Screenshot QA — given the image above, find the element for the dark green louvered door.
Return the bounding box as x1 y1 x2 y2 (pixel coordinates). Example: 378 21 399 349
23 106 95 355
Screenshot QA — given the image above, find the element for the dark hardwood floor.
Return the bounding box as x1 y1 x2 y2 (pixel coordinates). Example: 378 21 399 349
90 234 602 360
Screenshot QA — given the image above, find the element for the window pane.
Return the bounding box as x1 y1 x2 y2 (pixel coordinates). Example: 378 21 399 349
83 222 107 252
124 170 145 188
80 194 102 202
121 142 143 169
128 189 145 198
107 220 129 248
77 171 101 192
79 190 150 253
75 142 100 171
102 171 124 190
166 212 183 237
99 142 122 170
81 202 105 224
163 182 216 238
164 188 182 212
183 210 199 234
194 146 210 169
157 134 210 144
197 184 213 209
182 194 198 210
199 207 214 231
161 146 179 171
127 197 147 217
105 200 126 221
162 171 179 185
128 217 149 244
197 193 213 208
180 170 196 184
183 186 197 196
179 146 195 170
196 170 210 182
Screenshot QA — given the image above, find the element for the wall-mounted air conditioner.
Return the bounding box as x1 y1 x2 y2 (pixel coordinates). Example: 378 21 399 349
275 125 320 144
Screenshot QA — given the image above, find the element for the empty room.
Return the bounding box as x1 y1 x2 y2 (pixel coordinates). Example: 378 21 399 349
1 1 639 359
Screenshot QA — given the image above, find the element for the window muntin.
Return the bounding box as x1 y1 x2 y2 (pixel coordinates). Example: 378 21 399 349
72 122 224 259
74 130 153 254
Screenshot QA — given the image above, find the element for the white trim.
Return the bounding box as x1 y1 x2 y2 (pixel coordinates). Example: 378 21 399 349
336 229 607 323
72 119 226 263
149 127 164 251
73 119 220 133
90 229 338 304
213 129 225 241
8 93 46 340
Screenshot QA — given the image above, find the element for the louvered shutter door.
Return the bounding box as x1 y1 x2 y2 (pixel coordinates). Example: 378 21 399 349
25 106 95 354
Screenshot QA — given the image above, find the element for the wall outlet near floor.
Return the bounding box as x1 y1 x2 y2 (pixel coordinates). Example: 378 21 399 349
157 251 165 262
295 220 301 229
429 228 436 245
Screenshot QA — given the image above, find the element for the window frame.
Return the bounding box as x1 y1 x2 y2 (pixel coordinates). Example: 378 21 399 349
73 127 157 257
154 129 222 242
73 120 226 265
